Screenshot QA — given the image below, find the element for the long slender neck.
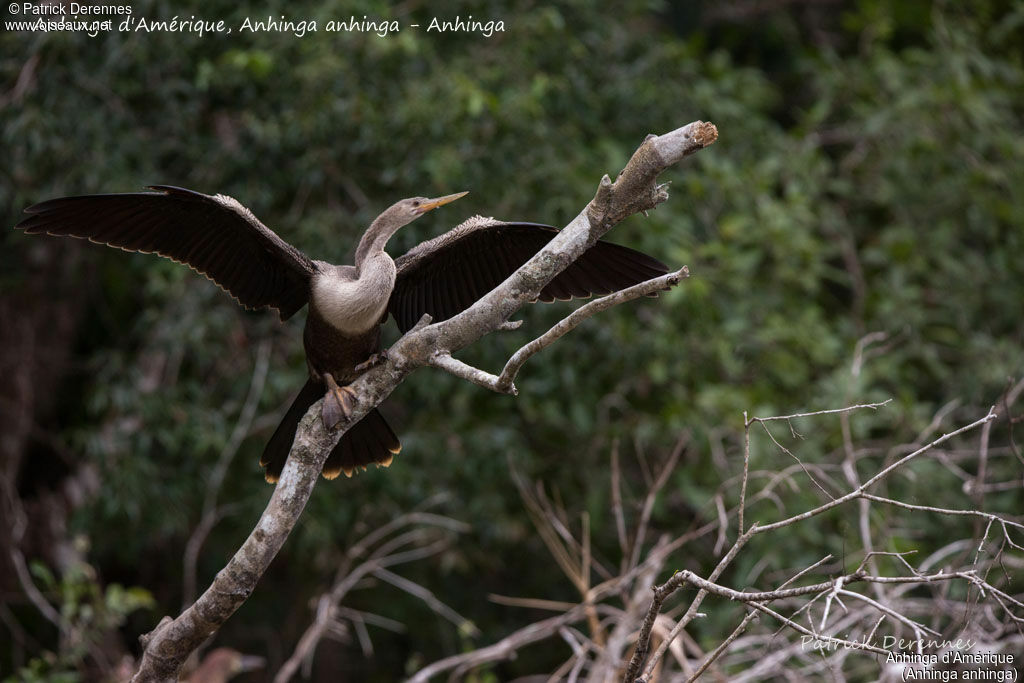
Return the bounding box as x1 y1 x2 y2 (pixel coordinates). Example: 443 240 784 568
354 214 404 273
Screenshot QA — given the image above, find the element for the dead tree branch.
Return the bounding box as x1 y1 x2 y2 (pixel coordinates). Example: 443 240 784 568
275 504 469 683
428 267 689 395
406 394 1022 683
631 406 1002 681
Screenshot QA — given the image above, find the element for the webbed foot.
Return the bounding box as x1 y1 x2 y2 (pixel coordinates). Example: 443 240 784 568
321 374 358 429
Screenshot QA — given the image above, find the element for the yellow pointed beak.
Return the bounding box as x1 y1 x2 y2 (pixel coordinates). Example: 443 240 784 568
415 191 468 214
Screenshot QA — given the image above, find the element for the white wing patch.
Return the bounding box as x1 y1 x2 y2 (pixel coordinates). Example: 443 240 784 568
452 214 497 230
213 193 260 225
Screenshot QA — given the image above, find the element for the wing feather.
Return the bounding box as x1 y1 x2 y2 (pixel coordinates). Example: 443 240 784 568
390 217 669 333
15 185 318 320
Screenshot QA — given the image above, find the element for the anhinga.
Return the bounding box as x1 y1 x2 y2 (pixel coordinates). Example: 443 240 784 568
15 186 668 481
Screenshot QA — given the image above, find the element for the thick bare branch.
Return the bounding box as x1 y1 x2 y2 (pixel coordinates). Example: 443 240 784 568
132 404 365 682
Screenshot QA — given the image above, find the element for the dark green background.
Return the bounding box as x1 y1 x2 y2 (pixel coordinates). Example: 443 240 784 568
2 0 1021 680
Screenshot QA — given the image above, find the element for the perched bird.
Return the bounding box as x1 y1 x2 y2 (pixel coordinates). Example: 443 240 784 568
16 186 668 481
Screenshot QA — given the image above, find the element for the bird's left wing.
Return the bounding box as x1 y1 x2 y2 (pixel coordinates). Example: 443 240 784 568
389 217 669 333
15 185 318 320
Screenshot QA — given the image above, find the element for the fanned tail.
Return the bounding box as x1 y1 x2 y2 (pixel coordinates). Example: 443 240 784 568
322 407 401 479
260 379 401 482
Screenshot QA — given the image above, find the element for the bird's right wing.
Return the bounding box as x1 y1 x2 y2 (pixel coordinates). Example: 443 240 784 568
389 217 669 333
15 185 318 320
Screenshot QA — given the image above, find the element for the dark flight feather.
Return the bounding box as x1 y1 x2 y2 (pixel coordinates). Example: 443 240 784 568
390 217 670 332
15 186 317 320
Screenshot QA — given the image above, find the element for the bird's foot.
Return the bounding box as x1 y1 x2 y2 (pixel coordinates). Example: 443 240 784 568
323 386 358 429
353 349 389 374
322 374 358 429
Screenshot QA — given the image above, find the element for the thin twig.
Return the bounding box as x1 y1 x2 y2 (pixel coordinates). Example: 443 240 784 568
754 408 997 534
495 268 688 392
629 434 687 570
683 611 758 683
632 525 757 681
747 400 892 424
611 441 630 572
183 340 271 607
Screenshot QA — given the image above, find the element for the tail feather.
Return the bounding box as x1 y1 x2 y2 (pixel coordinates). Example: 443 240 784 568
323 407 401 479
260 379 321 483
260 379 401 483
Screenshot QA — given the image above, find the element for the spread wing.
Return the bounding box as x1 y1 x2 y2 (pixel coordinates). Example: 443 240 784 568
15 185 318 320
389 216 669 333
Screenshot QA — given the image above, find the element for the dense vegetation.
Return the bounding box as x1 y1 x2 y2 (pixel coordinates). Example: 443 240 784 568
2 0 1021 680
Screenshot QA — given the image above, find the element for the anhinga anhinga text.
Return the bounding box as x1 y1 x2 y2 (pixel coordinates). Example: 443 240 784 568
15 186 668 481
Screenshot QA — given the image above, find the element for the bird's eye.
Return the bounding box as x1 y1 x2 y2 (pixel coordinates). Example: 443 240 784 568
412 201 420 207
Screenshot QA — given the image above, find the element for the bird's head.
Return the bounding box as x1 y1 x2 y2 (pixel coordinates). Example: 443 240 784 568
376 191 468 231
386 191 468 228
358 191 468 265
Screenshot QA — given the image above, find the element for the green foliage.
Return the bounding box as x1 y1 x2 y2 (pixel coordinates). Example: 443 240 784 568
4 552 153 683
2 0 1022 678
4 656 78 683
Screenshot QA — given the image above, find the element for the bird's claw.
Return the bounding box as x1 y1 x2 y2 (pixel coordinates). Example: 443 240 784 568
322 384 358 429
354 349 389 374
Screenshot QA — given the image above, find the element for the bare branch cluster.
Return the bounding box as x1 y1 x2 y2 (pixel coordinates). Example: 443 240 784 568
275 497 470 683
407 380 1024 682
